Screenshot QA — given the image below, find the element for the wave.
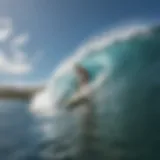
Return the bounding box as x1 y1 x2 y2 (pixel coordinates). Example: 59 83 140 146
28 23 160 159
29 24 152 117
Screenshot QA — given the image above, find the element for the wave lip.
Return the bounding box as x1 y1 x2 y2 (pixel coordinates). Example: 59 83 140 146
50 24 149 80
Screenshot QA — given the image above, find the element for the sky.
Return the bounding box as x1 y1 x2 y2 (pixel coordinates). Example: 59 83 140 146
0 0 159 85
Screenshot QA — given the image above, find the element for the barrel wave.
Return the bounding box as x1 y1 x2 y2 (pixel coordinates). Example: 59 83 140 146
30 24 160 160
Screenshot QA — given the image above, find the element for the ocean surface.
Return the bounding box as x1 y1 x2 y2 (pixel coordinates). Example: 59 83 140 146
0 100 86 160
0 100 38 160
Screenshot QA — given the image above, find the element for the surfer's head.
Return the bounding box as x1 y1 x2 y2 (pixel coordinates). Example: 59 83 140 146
74 64 85 74
74 63 89 83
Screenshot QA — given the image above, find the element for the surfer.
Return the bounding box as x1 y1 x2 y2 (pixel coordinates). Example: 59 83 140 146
66 64 90 108
68 64 98 159
74 64 90 88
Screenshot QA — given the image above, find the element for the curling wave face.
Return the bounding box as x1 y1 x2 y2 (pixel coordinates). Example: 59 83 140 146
30 24 160 159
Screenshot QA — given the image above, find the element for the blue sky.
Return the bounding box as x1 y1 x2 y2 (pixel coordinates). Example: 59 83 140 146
0 0 159 85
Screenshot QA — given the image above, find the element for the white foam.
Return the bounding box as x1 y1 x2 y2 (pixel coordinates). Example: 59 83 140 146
29 89 57 116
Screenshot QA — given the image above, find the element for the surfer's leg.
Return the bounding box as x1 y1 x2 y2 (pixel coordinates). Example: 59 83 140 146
78 101 99 158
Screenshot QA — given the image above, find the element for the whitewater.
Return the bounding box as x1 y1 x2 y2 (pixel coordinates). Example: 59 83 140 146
30 23 160 159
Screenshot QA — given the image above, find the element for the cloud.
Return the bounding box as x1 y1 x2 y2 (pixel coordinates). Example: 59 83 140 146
0 17 43 75
0 50 32 75
0 18 12 42
7 62 32 75
11 33 29 47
